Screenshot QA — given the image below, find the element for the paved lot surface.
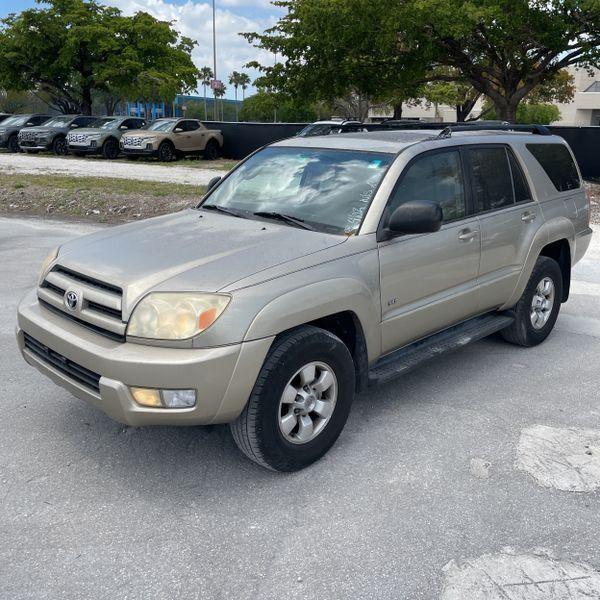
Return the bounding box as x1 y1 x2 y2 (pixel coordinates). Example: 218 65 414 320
0 153 222 185
1 216 599 599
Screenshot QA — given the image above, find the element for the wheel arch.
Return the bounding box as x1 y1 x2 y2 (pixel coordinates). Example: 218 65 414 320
539 238 571 302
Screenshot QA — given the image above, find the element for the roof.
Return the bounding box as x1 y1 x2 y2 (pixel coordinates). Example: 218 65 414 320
273 128 563 154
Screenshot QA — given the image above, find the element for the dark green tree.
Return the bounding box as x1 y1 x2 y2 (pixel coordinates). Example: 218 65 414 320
245 0 600 123
0 0 199 115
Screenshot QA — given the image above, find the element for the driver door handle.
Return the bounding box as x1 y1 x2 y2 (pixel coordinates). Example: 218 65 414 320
458 228 478 242
521 211 536 223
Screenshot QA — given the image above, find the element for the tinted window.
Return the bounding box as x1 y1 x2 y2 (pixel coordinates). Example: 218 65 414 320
31 116 51 125
508 151 531 203
181 120 200 132
73 117 94 127
527 143 580 192
467 147 514 212
388 150 466 223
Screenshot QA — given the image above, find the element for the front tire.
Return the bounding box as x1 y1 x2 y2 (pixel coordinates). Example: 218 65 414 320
157 141 176 162
230 326 355 472
102 138 119 160
501 256 563 347
7 135 19 153
52 136 68 156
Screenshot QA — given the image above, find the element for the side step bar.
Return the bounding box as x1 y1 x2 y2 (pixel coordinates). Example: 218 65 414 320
368 313 514 387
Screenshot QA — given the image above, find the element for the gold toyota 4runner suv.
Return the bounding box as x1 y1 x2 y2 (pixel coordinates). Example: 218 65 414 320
120 117 223 162
17 124 593 471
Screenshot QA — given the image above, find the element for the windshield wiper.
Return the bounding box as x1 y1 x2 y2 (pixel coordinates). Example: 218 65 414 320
252 211 314 231
201 204 246 219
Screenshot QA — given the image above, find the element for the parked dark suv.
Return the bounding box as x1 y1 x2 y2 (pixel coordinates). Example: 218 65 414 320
19 115 97 155
0 114 51 153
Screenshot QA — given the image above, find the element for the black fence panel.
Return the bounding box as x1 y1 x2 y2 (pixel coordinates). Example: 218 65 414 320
547 126 600 180
202 121 307 159
205 120 600 179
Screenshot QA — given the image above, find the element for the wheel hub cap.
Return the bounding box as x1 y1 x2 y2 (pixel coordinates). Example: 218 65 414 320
278 361 338 444
530 277 555 330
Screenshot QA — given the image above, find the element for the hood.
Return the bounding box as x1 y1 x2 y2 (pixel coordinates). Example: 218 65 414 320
67 127 113 136
123 129 167 138
56 209 346 314
24 126 66 135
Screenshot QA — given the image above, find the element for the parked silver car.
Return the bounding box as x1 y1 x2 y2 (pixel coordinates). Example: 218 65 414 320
0 114 51 153
17 125 592 471
18 115 97 155
67 116 147 159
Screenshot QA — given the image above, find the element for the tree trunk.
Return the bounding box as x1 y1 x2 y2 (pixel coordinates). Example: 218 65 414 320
393 103 403 119
203 84 207 120
234 87 238 121
494 99 519 123
81 85 93 116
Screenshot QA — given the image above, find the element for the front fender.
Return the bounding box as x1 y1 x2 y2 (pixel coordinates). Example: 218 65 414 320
244 278 381 362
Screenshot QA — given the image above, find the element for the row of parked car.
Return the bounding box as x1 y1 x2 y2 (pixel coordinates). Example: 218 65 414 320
0 113 223 162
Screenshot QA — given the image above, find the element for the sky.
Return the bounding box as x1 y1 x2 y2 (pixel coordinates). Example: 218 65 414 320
0 0 284 99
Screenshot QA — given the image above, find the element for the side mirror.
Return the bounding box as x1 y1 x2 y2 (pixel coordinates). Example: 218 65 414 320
383 200 443 239
120 125 128 130
70 124 79 128
174 127 183 133
207 176 221 192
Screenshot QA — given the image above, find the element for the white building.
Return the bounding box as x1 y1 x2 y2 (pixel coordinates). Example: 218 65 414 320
369 66 600 125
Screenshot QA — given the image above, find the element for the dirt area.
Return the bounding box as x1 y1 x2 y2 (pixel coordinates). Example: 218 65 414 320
0 173 204 223
586 181 600 224
0 151 229 185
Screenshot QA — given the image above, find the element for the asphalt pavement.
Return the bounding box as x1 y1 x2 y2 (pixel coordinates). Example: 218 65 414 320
1 215 599 599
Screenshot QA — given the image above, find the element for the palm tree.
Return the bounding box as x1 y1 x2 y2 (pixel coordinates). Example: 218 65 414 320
215 85 226 121
229 71 241 121
199 66 213 121
239 73 251 101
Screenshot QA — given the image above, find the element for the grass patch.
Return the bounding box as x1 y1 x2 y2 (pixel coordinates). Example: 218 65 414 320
0 173 205 223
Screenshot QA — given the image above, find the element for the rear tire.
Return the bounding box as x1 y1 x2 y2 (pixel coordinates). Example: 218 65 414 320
203 139 220 161
102 138 119 160
157 141 176 162
501 256 563 347
230 326 355 472
52 136 68 156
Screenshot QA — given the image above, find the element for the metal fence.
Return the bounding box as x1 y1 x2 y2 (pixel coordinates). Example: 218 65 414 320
203 121 600 179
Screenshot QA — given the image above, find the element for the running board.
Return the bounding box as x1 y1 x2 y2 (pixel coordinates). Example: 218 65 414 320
368 313 514 387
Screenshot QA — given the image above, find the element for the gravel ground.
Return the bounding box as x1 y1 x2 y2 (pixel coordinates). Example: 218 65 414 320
586 182 600 224
1 217 599 599
0 152 224 185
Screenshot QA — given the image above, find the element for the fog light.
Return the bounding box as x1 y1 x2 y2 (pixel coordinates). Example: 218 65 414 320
162 390 196 408
146 143 153 150
130 387 196 409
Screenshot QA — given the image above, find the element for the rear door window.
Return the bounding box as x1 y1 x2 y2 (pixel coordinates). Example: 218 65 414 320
466 146 514 212
507 151 532 203
526 143 580 192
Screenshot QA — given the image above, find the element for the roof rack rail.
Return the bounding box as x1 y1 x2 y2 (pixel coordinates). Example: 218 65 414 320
436 123 551 138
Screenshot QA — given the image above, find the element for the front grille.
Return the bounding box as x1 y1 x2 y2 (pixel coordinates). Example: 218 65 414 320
122 136 143 147
23 332 101 393
38 265 126 342
19 130 36 142
68 133 89 144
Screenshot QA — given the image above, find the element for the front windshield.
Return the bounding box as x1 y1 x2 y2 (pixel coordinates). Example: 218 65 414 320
92 118 119 129
146 120 176 132
42 116 73 128
202 146 394 235
1 115 30 127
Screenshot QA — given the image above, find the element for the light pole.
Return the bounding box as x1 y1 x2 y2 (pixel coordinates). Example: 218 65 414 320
212 0 218 121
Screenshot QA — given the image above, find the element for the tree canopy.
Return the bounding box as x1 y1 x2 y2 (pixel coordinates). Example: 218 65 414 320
0 0 199 115
245 0 600 122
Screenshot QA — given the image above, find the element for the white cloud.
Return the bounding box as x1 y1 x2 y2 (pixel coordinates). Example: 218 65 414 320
108 0 280 98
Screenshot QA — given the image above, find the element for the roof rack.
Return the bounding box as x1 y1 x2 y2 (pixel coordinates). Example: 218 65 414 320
436 123 551 138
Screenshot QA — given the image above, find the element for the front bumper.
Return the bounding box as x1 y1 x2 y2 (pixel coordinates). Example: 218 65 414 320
19 141 51 150
68 143 100 154
17 290 273 426
120 147 157 156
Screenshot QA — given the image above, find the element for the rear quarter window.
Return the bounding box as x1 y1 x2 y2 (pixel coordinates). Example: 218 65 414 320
526 143 580 192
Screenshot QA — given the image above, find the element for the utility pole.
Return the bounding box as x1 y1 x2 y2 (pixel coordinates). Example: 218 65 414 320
212 0 218 121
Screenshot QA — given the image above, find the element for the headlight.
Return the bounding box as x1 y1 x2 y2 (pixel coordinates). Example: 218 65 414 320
38 247 60 283
127 293 231 340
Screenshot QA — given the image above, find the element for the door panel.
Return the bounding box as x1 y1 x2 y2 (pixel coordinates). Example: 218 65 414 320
378 148 481 354
379 219 481 353
464 145 541 311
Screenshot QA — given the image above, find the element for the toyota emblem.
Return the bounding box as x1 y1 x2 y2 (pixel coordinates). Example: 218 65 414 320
64 290 80 311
